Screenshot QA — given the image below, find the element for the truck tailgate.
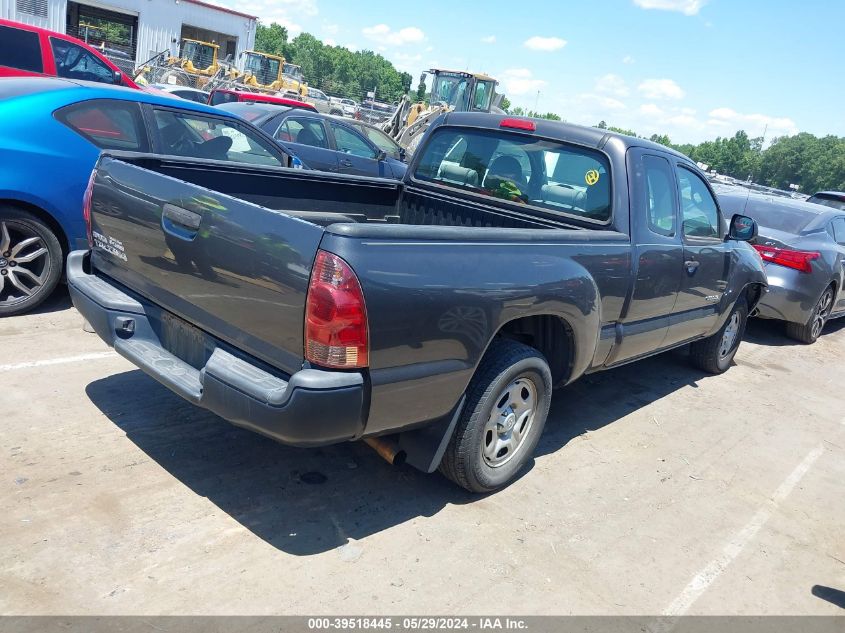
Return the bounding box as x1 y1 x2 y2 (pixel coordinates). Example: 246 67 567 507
88 156 325 375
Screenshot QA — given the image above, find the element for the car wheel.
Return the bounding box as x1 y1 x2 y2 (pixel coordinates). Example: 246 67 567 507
786 285 835 344
0 209 63 317
689 297 748 374
439 339 552 493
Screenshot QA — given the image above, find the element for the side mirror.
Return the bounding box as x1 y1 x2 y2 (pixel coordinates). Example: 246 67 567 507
728 213 757 241
398 147 407 162
113 70 123 85
376 150 387 162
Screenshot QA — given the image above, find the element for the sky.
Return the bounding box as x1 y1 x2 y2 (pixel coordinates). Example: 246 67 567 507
218 0 845 145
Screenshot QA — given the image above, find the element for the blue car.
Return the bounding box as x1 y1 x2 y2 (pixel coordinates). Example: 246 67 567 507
0 77 293 315
215 101 408 180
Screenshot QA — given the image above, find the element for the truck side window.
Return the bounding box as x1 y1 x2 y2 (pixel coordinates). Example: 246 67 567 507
643 155 677 237
0 25 44 73
56 99 148 151
677 166 720 239
415 127 612 223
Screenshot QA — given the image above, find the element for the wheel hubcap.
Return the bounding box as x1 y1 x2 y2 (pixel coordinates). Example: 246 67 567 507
811 290 833 339
719 312 740 359
482 377 537 468
0 221 49 306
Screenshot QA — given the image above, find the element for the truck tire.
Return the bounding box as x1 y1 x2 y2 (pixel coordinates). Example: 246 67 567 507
439 339 552 493
689 297 748 374
0 208 63 317
785 284 834 344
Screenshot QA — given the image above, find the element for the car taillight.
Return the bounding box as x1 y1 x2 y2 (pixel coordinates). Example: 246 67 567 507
82 169 96 249
305 250 369 369
752 244 820 273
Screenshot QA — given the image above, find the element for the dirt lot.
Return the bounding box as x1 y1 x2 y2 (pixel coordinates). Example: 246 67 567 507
2 290 844 615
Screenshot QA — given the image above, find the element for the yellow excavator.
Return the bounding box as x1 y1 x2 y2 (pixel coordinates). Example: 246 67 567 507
238 51 308 97
134 39 237 89
382 68 501 155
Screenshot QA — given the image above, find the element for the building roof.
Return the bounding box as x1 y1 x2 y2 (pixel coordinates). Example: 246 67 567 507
182 0 258 21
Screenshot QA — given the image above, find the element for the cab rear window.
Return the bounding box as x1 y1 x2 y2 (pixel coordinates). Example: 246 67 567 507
0 25 43 73
414 127 612 222
56 100 148 151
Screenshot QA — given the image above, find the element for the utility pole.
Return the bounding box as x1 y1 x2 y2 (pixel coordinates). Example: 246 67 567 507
534 90 540 114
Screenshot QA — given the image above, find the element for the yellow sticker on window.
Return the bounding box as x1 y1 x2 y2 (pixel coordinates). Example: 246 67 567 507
585 170 600 186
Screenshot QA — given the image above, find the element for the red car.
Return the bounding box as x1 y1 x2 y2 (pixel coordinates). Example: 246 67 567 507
0 18 139 89
207 88 317 112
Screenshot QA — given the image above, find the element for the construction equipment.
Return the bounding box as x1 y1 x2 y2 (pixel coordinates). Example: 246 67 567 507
233 51 307 97
134 39 236 90
382 68 501 155
281 61 307 98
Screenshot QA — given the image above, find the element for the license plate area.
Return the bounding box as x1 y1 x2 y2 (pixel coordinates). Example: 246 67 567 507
160 311 209 369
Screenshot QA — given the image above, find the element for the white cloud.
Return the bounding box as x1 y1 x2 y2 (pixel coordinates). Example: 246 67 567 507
322 23 339 35
268 17 303 36
481 35 496 44
594 73 629 97
637 78 685 100
523 36 567 52
632 0 707 15
391 51 423 73
324 38 336 47
639 103 665 117
622 55 635 65
362 23 426 46
708 107 798 137
500 68 547 96
242 0 317 31
578 93 626 110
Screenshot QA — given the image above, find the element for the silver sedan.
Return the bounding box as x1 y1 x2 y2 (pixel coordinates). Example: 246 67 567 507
718 189 845 343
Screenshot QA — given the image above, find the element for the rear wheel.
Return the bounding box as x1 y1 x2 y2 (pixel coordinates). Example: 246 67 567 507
439 339 552 493
786 285 835 344
689 297 748 374
0 209 63 317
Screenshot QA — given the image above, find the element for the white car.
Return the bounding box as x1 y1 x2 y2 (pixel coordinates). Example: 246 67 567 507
306 88 344 115
330 96 359 117
149 84 209 104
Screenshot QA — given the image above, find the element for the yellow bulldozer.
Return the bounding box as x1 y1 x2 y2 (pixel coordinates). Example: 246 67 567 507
134 39 237 89
382 68 501 155
238 51 307 98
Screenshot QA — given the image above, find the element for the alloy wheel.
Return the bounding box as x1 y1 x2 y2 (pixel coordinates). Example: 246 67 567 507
0 221 50 307
810 289 834 340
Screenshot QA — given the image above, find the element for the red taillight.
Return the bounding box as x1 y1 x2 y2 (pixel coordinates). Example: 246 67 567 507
500 118 536 131
752 244 820 273
305 250 369 369
82 169 96 249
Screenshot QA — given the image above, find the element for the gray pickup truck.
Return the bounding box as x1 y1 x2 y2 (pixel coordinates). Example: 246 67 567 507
69 113 766 492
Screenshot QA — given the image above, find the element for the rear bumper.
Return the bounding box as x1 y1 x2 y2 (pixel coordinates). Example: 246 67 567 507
754 264 824 325
67 250 366 447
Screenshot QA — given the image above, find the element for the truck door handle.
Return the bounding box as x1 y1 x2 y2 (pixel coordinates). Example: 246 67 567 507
162 204 202 230
340 159 353 167
684 260 700 274
161 203 202 240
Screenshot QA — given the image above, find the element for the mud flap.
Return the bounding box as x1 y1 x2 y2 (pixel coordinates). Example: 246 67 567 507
398 396 465 473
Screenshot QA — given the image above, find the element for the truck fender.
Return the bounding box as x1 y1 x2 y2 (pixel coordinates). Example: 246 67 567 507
710 246 768 335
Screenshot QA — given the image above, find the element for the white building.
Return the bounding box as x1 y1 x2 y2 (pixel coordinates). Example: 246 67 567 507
1 0 257 66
